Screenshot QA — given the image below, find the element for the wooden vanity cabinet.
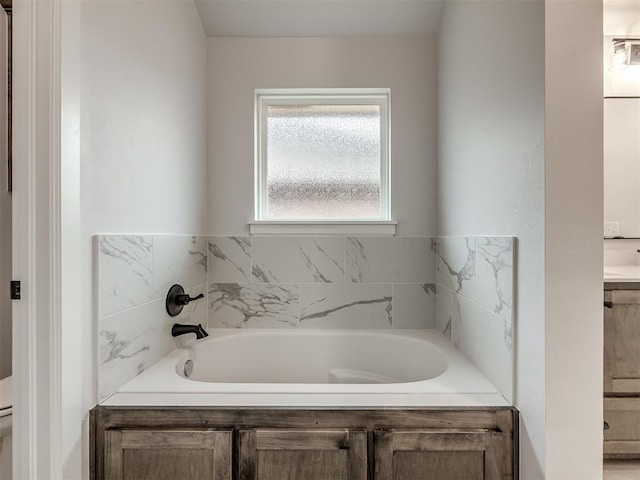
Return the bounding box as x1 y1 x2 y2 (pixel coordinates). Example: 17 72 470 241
604 287 640 457
91 407 516 480
238 429 367 480
103 429 231 480
373 429 506 480
604 290 640 393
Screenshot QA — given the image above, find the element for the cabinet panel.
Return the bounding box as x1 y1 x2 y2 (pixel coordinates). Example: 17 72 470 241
238 429 367 480
374 429 504 480
91 407 516 480
604 290 640 392
105 429 231 480
605 397 640 457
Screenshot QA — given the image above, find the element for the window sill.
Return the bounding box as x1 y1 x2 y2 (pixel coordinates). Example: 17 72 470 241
248 221 397 236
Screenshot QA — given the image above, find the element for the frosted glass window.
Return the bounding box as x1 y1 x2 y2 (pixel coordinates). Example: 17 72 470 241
255 90 390 221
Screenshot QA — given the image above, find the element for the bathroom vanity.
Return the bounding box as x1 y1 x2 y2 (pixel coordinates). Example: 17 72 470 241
90 406 517 480
604 279 640 458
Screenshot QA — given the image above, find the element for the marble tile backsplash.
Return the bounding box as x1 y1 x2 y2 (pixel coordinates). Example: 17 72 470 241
97 235 208 400
97 234 437 400
97 233 515 404
207 236 436 330
434 236 515 403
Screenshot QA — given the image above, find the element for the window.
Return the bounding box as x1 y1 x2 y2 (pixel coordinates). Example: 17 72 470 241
254 89 391 230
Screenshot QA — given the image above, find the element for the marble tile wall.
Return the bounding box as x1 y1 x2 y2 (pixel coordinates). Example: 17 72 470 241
97 235 208 400
97 234 515 403
435 236 515 403
207 236 436 330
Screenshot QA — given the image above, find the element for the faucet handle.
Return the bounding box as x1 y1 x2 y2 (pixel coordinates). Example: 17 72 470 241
166 284 204 317
176 292 204 306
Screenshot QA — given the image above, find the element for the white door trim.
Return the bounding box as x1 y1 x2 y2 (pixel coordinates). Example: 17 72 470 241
12 0 80 477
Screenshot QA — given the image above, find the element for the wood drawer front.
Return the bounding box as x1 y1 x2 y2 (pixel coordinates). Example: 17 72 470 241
105 429 232 480
238 428 368 480
605 398 640 457
611 379 640 393
373 429 507 480
607 290 640 305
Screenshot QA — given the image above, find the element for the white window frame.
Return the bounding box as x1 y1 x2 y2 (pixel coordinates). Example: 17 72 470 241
251 88 395 235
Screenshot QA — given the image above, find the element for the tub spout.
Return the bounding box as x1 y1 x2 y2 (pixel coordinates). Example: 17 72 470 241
172 323 208 339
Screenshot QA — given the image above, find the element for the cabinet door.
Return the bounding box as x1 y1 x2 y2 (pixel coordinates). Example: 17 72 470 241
605 397 640 457
374 429 506 480
238 429 367 480
104 429 231 480
604 290 640 393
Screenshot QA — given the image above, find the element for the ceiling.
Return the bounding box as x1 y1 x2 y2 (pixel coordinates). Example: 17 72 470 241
194 0 445 37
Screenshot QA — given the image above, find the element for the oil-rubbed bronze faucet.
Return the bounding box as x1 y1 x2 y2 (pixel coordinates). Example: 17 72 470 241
171 323 208 339
166 284 204 317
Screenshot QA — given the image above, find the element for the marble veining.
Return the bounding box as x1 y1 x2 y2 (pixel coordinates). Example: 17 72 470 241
503 319 513 353
98 296 176 400
100 330 150 365
152 236 208 295
475 237 514 320
98 235 208 318
456 293 512 402
436 236 514 321
208 237 252 282
346 237 434 284
299 284 392 329
450 291 462 349
98 235 154 317
252 237 344 284
435 237 476 295
436 286 453 341
97 235 209 400
345 238 368 283
300 241 345 282
98 232 516 401
392 283 437 329
205 235 439 330
435 235 515 402
208 283 299 328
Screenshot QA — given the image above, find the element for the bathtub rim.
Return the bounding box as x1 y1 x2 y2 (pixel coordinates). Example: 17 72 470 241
102 329 509 407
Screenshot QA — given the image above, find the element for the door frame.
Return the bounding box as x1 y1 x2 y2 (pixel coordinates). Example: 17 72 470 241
12 0 82 477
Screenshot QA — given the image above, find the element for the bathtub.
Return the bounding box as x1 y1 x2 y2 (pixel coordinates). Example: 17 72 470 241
103 329 509 407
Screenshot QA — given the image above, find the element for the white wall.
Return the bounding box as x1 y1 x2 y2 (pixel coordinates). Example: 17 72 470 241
438 1 545 477
545 1 603 478
207 36 438 236
0 8 9 381
79 0 208 475
439 1 604 478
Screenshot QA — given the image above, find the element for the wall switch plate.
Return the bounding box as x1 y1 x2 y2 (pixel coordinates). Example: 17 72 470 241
604 222 620 238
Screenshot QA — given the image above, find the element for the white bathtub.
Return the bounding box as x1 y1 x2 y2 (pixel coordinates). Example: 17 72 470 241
103 329 509 407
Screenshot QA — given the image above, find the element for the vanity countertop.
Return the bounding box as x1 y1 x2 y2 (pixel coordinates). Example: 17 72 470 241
604 265 640 283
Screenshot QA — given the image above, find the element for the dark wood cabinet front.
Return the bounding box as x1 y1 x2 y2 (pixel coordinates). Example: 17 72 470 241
604 290 640 394
104 429 231 480
91 407 515 480
238 429 367 480
604 288 640 458
374 429 504 480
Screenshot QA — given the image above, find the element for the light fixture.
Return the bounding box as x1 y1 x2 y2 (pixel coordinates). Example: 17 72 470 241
609 38 640 71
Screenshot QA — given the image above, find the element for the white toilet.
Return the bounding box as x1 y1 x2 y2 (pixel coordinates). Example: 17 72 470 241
0 375 12 480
